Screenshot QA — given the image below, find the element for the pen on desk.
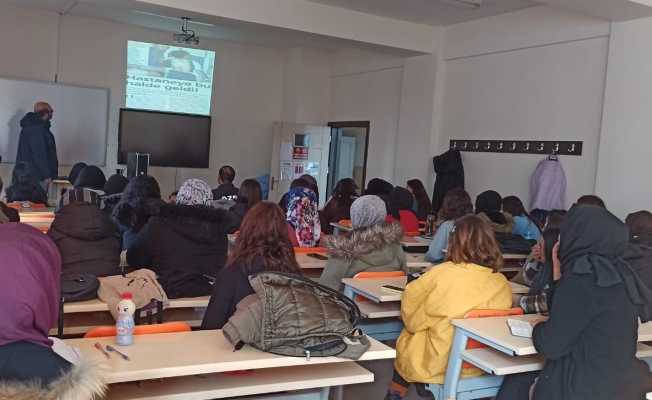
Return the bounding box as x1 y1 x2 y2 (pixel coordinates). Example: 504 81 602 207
106 345 131 361
94 342 110 359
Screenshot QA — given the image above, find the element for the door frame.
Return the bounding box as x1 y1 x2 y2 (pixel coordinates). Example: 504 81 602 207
326 121 371 197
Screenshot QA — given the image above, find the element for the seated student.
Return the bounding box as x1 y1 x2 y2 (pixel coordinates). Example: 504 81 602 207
59 161 86 199
425 188 473 263
576 194 606 208
406 179 432 220
502 195 541 241
320 178 358 234
0 177 19 223
387 186 420 233
101 173 129 215
127 179 234 298
299 174 320 204
168 191 178 203
278 177 310 213
229 178 262 227
286 186 321 248
59 165 106 209
5 162 48 205
498 206 652 400
112 175 164 250
365 178 393 212
201 202 301 329
475 190 514 233
386 215 512 400
319 195 407 291
212 165 238 201
517 228 560 314
49 188 121 277
625 210 652 288
0 224 106 399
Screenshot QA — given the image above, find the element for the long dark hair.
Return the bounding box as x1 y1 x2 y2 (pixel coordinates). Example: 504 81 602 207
332 178 358 208
237 179 262 210
389 186 415 220
407 179 432 218
112 175 161 231
438 188 473 221
530 228 560 294
475 190 507 225
502 195 539 233
229 202 301 274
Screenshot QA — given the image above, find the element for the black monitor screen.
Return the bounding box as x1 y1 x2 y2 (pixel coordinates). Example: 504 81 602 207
118 108 211 168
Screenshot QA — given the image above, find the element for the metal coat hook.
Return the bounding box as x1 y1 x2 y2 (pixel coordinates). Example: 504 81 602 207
523 142 531 152
474 141 480 150
568 143 576 153
485 142 491 150
537 142 545 152
553 143 560 153
497 142 504 151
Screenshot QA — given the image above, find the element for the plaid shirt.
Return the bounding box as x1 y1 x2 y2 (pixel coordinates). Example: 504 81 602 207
519 258 550 314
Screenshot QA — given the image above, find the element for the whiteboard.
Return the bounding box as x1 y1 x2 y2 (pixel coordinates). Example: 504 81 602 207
0 77 108 166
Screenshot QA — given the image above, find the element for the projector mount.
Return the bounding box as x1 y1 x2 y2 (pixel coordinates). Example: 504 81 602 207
173 17 200 46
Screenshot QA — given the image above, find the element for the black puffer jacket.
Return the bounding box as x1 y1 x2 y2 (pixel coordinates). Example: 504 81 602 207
127 204 235 298
48 202 121 277
625 234 652 290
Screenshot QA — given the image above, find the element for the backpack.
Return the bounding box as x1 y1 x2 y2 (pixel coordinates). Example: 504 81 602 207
223 272 370 360
495 232 537 255
61 273 99 302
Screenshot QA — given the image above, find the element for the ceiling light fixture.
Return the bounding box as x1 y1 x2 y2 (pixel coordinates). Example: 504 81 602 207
441 0 483 9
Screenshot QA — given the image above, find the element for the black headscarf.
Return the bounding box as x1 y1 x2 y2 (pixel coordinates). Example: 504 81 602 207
560 205 652 322
475 190 507 224
389 186 414 220
365 178 393 197
68 162 87 186
75 166 106 191
104 174 129 196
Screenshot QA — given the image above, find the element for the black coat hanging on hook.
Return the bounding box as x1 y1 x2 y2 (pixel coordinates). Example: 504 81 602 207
449 140 582 156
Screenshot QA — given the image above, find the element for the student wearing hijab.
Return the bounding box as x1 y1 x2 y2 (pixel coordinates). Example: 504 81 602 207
286 186 321 248
112 175 164 250
202 202 302 329
475 190 514 233
127 178 236 298
387 186 420 233
278 177 310 213
319 195 407 290
0 223 106 398
299 174 319 204
320 178 359 234
425 188 473 263
497 205 652 400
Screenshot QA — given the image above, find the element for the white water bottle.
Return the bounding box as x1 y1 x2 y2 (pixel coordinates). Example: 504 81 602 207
115 292 136 346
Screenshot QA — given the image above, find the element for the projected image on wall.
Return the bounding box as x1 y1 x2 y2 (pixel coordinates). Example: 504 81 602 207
126 41 215 115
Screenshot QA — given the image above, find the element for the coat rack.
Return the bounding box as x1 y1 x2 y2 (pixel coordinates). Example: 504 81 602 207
449 140 582 156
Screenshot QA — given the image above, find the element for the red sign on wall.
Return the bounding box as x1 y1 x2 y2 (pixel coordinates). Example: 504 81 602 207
292 146 309 160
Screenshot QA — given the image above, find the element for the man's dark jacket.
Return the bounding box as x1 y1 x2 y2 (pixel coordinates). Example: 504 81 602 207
16 112 58 181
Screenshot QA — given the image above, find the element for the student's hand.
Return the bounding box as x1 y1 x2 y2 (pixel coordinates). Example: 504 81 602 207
531 242 543 262
552 241 561 281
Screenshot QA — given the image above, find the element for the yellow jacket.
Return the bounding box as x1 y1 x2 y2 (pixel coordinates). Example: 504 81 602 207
394 262 512 384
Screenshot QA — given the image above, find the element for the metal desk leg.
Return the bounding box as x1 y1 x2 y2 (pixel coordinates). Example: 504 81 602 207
442 328 469 400
330 385 342 400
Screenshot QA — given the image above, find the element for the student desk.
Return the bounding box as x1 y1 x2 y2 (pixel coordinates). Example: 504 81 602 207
330 222 352 235
441 315 652 399
18 210 55 233
296 253 431 273
54 296 210 336
65 330 395 400
400 235 430 252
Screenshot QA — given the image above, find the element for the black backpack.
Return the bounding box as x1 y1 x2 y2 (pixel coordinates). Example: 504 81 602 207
61 273 99 302
495 233 537 255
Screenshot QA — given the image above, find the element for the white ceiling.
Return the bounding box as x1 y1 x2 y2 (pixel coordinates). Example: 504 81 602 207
306 0 540 26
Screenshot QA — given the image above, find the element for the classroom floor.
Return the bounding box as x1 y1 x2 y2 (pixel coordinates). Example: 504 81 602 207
343 358 425 400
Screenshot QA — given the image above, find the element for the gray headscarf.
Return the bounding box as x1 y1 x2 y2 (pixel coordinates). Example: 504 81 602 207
176 179 213 206
351 195 387 230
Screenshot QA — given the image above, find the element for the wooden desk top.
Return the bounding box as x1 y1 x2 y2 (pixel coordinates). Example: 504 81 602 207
454 316 652 357
63 296 210 314
65 330 396 384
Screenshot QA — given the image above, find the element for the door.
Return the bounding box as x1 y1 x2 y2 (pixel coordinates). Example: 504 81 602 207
269 122 330 207
326 122 370 198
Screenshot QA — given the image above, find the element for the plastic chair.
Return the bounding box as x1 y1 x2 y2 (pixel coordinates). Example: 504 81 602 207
293 247 327 254
84 322 192 338
7 202 47 210
424 307 524 400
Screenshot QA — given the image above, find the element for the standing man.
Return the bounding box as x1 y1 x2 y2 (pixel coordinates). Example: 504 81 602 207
16 102 58 191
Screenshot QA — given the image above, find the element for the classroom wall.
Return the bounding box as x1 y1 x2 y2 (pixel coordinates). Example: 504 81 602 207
437 7 611 208
0 2 285 197
595 17 652 219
